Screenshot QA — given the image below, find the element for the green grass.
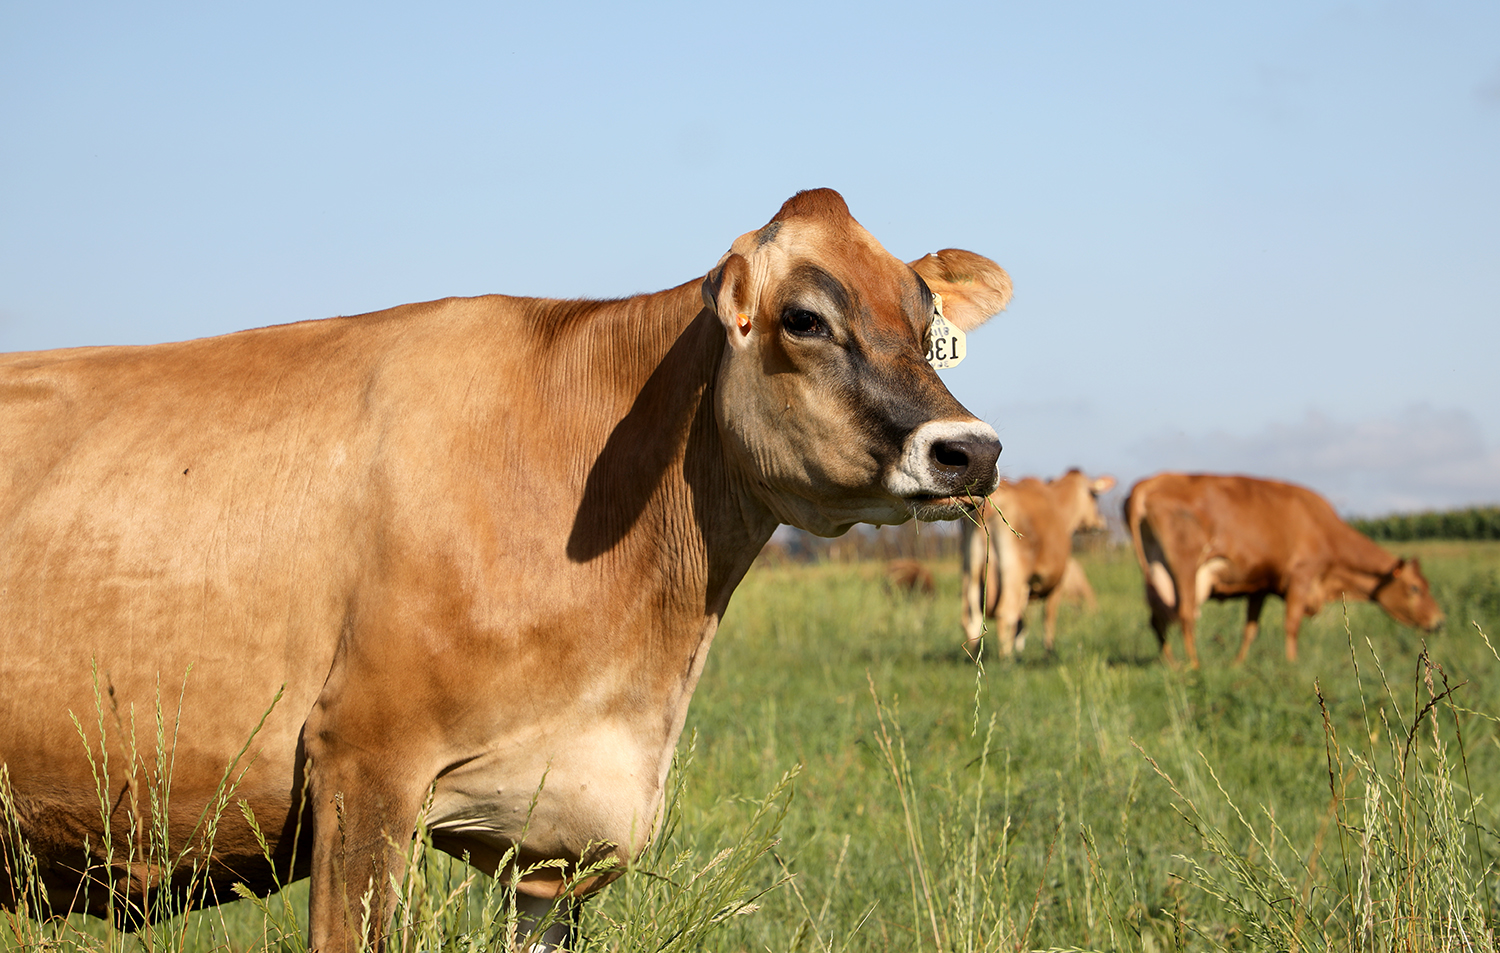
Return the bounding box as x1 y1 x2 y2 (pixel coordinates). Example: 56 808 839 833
658 540 1500 950
6 541 1500 951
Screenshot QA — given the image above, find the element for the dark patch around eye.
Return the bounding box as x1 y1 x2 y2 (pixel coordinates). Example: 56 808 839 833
837 330 963 465
783 308 825 337
786 264 851 317
777 264 853 342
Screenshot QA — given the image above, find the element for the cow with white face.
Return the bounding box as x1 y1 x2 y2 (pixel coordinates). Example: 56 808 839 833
708 217 1008 532
0 188 1008 951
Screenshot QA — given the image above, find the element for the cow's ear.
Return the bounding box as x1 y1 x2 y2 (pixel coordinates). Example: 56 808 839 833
909 249 1012 331
1091 475 1117 495
702 253 755 349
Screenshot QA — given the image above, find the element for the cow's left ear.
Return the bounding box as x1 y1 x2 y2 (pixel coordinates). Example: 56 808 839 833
909 249 1012 331
702 252 755 349
1091 475 1117 495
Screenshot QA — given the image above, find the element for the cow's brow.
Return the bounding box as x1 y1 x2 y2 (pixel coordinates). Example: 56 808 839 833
787 264 851 316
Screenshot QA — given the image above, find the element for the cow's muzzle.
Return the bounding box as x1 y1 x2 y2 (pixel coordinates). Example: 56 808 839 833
885 419 1001 514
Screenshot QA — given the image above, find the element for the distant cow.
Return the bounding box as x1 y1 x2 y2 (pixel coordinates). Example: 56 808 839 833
1125 473 1444 667
960 470 1116 658
1056 557 1098 611
886 558 936 596
0 189 1011 952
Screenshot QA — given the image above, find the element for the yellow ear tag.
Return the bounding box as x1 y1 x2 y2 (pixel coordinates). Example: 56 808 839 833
925 292 966 369
736 312 752 334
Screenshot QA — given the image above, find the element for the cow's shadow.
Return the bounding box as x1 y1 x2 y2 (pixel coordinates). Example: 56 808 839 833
1102 651 1163 668
918 646 1064 668
567 310 723 565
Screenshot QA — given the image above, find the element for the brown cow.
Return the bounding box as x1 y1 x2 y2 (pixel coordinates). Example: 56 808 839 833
1125 472 1445 668
960 469 1115 658
886 558 936 596
1056 556 1098 611
0 189 1011 951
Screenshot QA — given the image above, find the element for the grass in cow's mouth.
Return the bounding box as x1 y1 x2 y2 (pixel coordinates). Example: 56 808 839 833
4 542 1500 951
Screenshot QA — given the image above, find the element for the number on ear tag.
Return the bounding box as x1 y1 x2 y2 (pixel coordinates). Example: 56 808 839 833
925 292 966 369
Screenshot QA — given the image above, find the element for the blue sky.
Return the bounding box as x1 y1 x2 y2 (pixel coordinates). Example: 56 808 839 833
3 1 1497 516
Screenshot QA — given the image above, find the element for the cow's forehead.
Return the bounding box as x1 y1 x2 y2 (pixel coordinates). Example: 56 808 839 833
732 190 913 288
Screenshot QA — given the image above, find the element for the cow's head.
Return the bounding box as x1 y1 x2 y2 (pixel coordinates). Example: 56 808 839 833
1050 469 1117 533
703 189 1008 536
1373 557 1445 633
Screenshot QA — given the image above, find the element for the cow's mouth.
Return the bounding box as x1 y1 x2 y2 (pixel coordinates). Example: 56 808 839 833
906 493 988 522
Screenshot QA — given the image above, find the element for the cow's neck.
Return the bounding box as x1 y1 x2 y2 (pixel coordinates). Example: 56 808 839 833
554 280 779 628
1323 524 1400 600
535 282 781 814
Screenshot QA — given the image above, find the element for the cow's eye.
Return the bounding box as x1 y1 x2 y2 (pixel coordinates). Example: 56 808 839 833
782 308 826 338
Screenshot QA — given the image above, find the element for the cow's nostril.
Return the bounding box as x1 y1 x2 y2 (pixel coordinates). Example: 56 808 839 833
893 421 1001 502
932 441 971 472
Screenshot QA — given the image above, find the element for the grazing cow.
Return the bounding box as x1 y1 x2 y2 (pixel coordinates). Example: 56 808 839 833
0 189 1011 952
1125 473 1445 668
960 470 1116 658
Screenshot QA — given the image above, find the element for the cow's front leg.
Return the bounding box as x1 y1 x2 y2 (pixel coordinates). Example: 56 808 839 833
1282 597 1310 663
1042 588 1062 653
994 575 1027 659
304 731 432 953
960 520 990 657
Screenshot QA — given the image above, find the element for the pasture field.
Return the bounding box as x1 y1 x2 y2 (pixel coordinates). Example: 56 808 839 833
666 539 1500 951
4 540 1500 951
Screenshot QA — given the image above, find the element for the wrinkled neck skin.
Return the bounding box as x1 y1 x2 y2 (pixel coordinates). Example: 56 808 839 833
560 282 781 618
538 282 784 854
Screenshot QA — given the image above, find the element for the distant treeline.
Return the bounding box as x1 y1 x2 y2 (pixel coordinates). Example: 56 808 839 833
1351 506 1500 541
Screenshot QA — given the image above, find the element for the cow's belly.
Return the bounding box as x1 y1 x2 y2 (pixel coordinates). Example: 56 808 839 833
1195 557 1235 605
424 720 663 894
1199 556 1275 601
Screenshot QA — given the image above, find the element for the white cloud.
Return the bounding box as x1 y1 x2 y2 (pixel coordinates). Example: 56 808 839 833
1125 405 1500 516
